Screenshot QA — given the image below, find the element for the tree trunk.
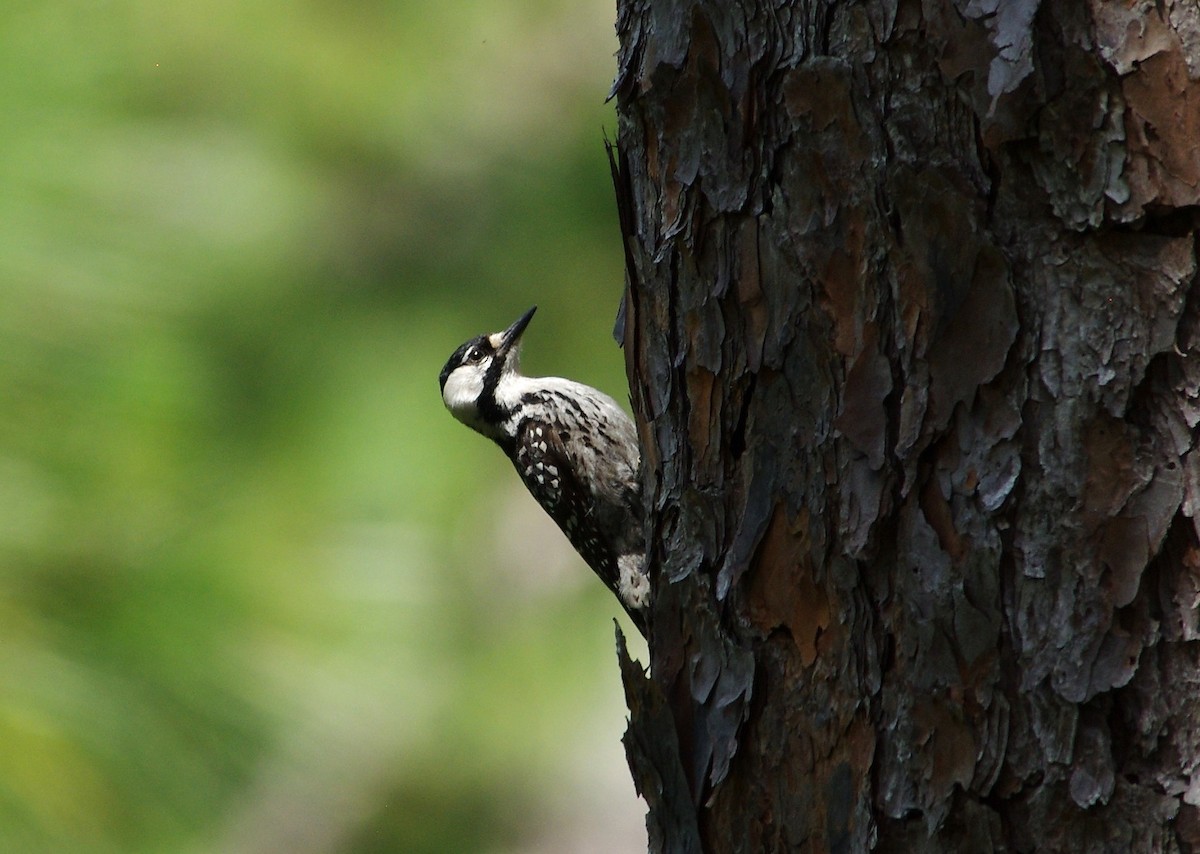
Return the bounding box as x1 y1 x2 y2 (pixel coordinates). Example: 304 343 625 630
610 1 1200 851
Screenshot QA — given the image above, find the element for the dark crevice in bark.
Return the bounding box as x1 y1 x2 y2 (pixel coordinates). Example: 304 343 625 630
730 373 756 461
1113 206 1200 238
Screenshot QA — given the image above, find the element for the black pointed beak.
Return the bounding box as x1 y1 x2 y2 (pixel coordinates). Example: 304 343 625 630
498 305 536 354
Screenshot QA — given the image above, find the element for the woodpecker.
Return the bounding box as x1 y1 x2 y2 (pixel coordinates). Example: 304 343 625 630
439 306 648 634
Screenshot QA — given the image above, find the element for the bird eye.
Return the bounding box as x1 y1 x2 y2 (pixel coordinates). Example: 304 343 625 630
466 347 484 364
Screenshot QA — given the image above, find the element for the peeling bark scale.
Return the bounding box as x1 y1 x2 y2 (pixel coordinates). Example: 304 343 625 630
609 1 1200 852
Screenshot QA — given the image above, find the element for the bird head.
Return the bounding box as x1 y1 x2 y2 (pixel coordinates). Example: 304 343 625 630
439 306 536 436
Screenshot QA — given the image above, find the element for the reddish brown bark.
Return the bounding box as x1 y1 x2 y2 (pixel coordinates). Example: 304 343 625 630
612 2 1200 851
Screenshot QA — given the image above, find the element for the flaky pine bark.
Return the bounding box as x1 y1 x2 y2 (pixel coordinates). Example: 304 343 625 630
611 2 1200 851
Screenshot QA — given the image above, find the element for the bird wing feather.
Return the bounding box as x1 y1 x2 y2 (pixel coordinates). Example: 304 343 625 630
512 417 644 633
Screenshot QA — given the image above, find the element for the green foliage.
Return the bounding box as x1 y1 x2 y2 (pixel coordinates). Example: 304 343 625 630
0 1 644 850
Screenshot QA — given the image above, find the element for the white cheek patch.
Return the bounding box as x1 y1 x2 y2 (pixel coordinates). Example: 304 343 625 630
442 367 483 419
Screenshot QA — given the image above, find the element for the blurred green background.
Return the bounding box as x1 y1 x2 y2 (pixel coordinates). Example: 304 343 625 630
0 1 648 851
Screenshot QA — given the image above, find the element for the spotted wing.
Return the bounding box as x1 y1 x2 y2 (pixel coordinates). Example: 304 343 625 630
512 417 625 602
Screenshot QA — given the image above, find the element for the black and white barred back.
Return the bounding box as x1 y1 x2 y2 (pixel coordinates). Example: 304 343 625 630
438 307 648 634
